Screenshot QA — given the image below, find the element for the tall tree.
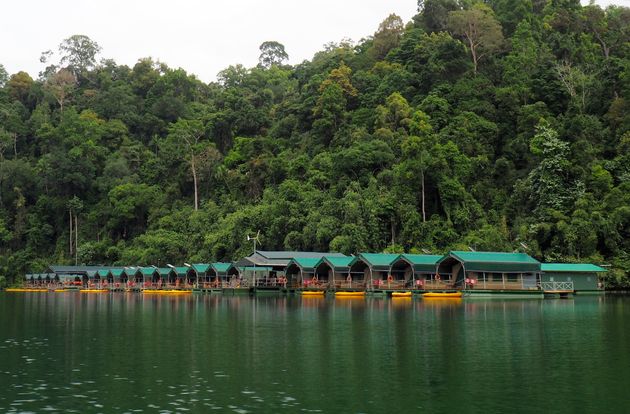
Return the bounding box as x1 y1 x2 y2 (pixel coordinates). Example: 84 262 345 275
165 119 220 211
0 64 8 87
582 5 630 59
59 34 101 75
448 4 504 74
371 14 405 60
258 41 289 68
45 68 76 112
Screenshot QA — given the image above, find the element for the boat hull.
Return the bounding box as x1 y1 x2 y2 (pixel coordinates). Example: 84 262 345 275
422 292 463 298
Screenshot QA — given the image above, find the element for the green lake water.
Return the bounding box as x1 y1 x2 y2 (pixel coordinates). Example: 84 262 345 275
0 293 628 413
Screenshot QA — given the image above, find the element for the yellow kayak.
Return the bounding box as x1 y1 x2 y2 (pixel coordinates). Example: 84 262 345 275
54 289 70 292
422 292 463 298
5 288 48 292
80 289 109 293
392 291 412 298
142 289 191 294
335 291 365 297
301 290 325 296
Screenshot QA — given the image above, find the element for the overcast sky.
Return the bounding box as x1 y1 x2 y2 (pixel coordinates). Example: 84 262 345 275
1 0 627 83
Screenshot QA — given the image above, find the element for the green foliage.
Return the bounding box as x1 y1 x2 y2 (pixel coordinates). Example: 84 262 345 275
1 6 629 285
258 41 289 68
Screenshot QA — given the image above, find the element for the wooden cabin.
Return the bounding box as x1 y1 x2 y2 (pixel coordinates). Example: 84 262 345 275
211 263 239 288
286 258 323 289
390 254 442 290
314 256 355 290
541 263 607 294
189 264 211 288
353 253 400 290
436 251 540 291
235 251 346 290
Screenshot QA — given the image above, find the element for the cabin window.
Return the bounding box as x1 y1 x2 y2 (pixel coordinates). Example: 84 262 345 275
507 273 518 282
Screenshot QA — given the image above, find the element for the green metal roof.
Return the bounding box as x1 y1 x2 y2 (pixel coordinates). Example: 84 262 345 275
111 269 124 277
139 267 157 276
157 268 172 277
319 256 355 270
401 254 442 265
287 257 321 271
192 263 211 273
542 263 607 273
211 262 233 274
122 268 137 277
399 254 442 272
87 270 98 278
173 267 189 276
97 270 110 277
450 251 539 264
439 251 540 273
358 253 401 269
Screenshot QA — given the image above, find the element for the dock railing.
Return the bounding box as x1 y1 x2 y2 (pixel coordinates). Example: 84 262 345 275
540 281 574 291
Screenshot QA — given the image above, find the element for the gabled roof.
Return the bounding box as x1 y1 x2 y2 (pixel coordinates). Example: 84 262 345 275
241 251 347 267
287 257 321 271
257 251 346 259
111 269 124 277
139 267 158 276
157 268 172 277
438 251 540 272
211 262 233 274
173 267 189 276
122 268 138 277
319 256 355 271
97 270 110 277
357 253 401 270
398 254 442 272
192 263 211 273
542 263 607 273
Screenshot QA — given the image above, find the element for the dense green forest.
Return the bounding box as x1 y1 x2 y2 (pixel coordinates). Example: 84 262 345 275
1 0 629 287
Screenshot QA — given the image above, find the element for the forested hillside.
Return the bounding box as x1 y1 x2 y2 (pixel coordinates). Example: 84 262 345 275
1 0 629 286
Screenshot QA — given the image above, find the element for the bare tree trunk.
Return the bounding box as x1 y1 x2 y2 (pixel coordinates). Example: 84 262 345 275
69 210 73 255
391 219 395 247
421 169 426 223
191 154 199 211
12 133 17 157
75 214 78 265
465 25 478 74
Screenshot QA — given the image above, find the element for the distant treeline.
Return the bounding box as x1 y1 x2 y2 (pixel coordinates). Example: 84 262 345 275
0 0 629 287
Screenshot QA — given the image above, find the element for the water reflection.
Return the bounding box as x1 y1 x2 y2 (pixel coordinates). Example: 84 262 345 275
0 293 628 413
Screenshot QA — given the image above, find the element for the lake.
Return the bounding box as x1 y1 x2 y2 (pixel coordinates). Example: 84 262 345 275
0 293 627 413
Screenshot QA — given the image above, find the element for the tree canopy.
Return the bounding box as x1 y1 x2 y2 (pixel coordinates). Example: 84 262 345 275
1 0 629 288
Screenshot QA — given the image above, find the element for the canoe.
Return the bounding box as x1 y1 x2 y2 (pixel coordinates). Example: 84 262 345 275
422 292 463 298
300 290 325 296
54 289 70 292
80 289 109 293
5 288 48 292
142 289 192 294
392 291 412 298
335 291 365 297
